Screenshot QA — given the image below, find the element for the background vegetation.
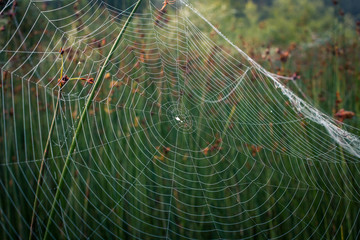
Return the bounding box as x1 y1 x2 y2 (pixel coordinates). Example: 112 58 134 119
1 0 360 239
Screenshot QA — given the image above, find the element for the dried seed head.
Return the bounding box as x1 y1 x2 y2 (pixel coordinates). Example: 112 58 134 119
58 75 69 87
86 78 94 84
280 51 290 63
291 72 301 81
335 109 355 122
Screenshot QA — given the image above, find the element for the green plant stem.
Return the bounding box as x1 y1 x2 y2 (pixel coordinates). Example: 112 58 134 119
29 89 61 240
42 1 143 239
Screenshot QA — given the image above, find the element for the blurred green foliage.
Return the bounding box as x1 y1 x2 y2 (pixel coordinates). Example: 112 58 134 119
188 0 357 47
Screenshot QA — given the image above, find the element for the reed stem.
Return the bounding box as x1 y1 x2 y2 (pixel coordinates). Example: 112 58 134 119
42 1 143 239
29 89 61 240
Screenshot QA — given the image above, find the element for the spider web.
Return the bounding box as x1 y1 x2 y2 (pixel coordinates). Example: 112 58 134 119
1 0 360 239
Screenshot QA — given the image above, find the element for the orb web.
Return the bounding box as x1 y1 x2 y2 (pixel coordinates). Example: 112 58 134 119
1 0 360 239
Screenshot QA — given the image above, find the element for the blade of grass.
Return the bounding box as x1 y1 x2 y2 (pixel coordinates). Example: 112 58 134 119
29 89 61 240
42 1 143 239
